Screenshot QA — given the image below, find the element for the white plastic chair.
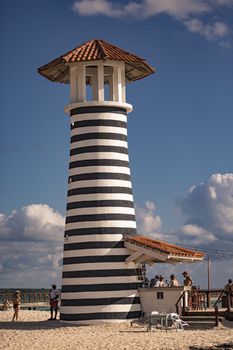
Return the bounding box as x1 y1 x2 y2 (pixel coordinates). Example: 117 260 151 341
169 313 189 331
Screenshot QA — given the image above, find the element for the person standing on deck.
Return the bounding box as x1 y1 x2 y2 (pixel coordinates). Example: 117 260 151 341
150 275 159 287
155 275 167 287
182 271 193 286
169 274 180 287
182 272 193 310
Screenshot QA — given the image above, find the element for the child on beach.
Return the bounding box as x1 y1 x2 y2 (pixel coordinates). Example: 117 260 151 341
12 290 21 322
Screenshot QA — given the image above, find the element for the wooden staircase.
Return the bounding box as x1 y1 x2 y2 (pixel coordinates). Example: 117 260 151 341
182 310 225 329
175 288 233 329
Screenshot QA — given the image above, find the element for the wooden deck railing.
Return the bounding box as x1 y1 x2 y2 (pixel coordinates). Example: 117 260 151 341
175 288 229 317
175 291 186 316
193 289 223 310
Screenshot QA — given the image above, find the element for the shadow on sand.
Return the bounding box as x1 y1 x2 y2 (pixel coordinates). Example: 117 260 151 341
0 320 84 331
189 343 233 350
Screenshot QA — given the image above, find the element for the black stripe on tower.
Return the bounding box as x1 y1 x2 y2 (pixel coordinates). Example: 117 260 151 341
64 227 137 237
65 214 135 223
67 187 132 196
62 283 141 293
62 269 139 278
69 173 131 183
63 255 130 265
69 159 129 168
60 311 141 321
61 297 140 307
70 106 127 116
71 119 127 129
70 146 128 156
67 200 134 210
64 241 125 251
71 133 127 143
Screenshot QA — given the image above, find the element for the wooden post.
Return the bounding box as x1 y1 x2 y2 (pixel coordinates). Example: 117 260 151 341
182 293 186 315
176 302 180 316
207 256 211 308
227 293 231 312
214 305 219 327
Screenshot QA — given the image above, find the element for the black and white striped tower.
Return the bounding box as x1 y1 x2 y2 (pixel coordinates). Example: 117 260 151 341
38 39 155 324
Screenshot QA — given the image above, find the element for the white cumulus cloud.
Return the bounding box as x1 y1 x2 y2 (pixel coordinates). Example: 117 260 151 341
176 173 233 243
184 18 230 41
72 0 211 18
214 0 233 5
135 201 162 236
0 204 64 241
136 174 233 288
0 204 65 288
72 0 123 17
72 0 232 46
176 224 217 245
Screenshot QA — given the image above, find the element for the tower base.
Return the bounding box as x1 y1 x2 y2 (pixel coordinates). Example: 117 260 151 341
61 101 141 323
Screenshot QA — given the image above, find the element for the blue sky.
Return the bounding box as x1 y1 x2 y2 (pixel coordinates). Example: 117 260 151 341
1 0 233 288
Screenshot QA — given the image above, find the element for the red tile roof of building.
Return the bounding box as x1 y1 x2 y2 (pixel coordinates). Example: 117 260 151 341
38 39 155 84
125 236 205 259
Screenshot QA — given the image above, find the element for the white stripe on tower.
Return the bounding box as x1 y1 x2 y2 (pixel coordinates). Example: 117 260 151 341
60 105 142 323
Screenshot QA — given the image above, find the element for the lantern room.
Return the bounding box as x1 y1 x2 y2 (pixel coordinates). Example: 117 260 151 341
38 38 155 105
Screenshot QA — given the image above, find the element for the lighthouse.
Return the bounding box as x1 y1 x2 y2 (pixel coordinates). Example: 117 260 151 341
38 39 155 324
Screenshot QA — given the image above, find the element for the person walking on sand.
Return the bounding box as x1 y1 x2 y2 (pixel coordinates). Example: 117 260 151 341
12 290 21 322
48 284 59 320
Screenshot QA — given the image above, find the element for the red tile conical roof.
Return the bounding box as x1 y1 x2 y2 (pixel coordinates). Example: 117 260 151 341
38 39 155 84
125 236 205 259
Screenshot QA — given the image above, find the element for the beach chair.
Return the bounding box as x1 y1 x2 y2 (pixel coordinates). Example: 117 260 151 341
169 313 189 331
146 312 189 332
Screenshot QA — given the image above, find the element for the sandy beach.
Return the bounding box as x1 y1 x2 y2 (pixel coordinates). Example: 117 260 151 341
0 310 233 350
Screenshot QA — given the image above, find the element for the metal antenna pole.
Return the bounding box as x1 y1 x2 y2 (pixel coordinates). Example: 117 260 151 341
207 256 211 308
